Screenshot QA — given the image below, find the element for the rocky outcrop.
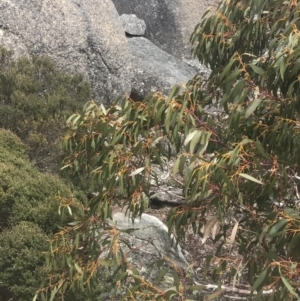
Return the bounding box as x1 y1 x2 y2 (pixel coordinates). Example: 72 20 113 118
150 187 185 208
97 212 192 299
120 14 146 36
128 36 197 100
113 212 188 268
0 0 132 104
112 0 220 59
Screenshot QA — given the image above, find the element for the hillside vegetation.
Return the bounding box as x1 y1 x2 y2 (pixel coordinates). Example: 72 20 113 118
0 49 92 300
0 128 93 300
1 0 300 300
0 47 91 172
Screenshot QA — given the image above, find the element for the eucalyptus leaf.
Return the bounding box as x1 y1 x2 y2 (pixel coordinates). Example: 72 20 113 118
239 173 264 184
245 98 262 119
129 167 145 177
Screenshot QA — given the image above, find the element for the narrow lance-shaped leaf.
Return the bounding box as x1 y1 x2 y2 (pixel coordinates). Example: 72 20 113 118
249 64 265 75
100 103 107 115
252 269 268 292
167 85 181 103
227 221 239 244
49 286 58 301
269 219 288 236
202 216 218 245
173 156 181 176
184 130 198 146
205 289 224 301
221 56 238 80
129 167 145 177
279 267 300 299
245 98 262 119
211 220 219 240
239 173 264 184
190 131 202 154
67 205 72 216
223 69 244 84
72 114 81 125
74 263 83 275
197 132 211 156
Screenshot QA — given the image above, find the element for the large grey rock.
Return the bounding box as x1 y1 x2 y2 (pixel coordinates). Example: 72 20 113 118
113 212 188 267
112 212 189 290
112 0 220 58
0 0 132 104
150 187 185 207
97 212 190 299
128 37 197 100
120 14 146 36
183 58 212 79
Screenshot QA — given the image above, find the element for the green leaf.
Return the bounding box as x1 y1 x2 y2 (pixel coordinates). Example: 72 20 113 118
156 267 169 282
223 69 244 84
164 286 178 299
85 102 96 112
269 219 288 236
239 173 263 184
253 269 268 292
231 80 245 103
109 153 115 175
74 234 79 249
167 85 181 103
284 207 300 219
49 286 58 301
221 57 238 80
184 130 198 146
240 138 251 146
178 155 186 176
67 205 72 216
68 221 82 226
279 267 300 299
263 251 280 261
98 258 117 267
72 114 81 125
74 263 83 275
287 233 300 255
113 271 127 282
197 132 211 156
100 103 107 115
279 57 286 80
173 156 181 176
245 98 262 119
204 289 224 301
190 131 202 154
254 141 270 159
129 167 145 177
250 64 265 75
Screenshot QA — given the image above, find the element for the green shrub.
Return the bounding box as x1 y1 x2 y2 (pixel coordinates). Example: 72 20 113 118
0 128 87 234
0 127 28 159
0 129 89 301
0 222 48 301
0 47 92 172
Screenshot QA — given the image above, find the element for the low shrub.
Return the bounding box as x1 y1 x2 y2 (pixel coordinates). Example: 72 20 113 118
0 129 89 301
0 222 48 301
0 47 92 172
0 128 87 233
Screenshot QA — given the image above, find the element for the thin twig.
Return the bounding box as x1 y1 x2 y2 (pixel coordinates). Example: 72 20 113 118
193 279 274 296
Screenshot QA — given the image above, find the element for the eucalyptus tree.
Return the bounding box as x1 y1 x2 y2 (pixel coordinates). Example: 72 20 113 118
38 0 300 300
